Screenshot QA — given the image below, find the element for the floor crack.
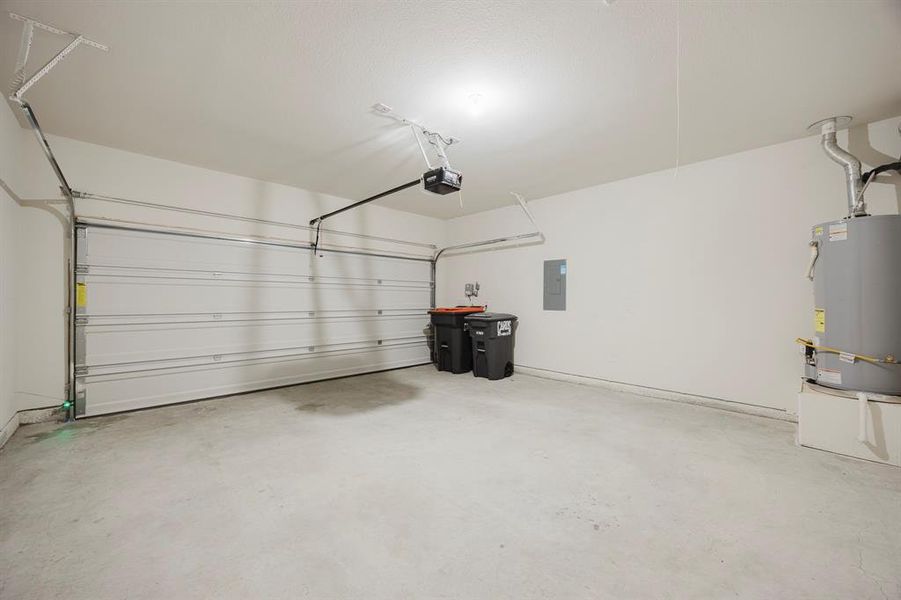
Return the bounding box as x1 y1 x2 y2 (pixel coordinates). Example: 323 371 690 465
856 533 890 600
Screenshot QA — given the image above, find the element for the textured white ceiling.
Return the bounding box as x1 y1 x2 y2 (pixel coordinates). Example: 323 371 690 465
2 0 900 219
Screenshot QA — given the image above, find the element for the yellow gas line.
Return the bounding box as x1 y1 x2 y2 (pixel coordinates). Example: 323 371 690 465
795 338 897 365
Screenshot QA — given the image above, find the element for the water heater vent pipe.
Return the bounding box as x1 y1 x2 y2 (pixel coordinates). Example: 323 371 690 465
808 116 866 217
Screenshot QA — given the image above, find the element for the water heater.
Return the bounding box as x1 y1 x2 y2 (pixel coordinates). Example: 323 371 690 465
802 117 901 395
805 215 901 395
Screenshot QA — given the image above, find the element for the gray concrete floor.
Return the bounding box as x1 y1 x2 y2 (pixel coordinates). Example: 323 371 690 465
1 366 900 600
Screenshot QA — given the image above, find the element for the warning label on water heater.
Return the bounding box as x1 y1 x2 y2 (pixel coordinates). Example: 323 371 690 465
497 321 512 336
814 308 826 333
828 222 847 242
817 368 842 386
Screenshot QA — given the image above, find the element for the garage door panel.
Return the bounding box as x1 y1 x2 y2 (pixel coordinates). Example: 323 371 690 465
75 225 434 416
83 337 424 377
85 265 427 286
83 227 431 282
81 277 429 314
81 315 430 366
78 342 428 417
81 308 419 325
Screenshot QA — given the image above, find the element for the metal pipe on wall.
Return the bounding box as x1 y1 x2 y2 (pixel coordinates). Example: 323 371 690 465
809 116 867 217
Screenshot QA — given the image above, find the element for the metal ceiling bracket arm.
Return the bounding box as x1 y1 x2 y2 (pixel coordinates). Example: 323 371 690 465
410 125 433 170
13 35 86 101
372 103 460 169
7 13 109 200
8 13 109 103
10 16 33 93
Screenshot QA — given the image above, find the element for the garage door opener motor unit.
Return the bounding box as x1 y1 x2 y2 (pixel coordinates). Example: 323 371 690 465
423 167 462 195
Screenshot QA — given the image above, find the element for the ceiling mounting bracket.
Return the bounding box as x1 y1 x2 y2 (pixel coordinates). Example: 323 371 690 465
9 12 109 102
7 12 108 201
371 102 460 170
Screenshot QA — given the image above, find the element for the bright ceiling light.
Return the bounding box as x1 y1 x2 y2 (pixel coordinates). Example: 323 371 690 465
443 83 511 119
463 90 489 117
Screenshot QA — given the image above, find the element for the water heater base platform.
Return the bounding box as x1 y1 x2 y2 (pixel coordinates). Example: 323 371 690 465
798 383 901 467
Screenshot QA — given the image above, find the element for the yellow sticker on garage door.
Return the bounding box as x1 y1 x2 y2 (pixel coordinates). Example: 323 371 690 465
76 283 87 307
814 308 825 333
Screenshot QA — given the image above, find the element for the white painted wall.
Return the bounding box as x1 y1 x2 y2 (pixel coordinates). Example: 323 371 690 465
8 109 446 413
439 116 901 412
0 103 30 435
0 176 18 435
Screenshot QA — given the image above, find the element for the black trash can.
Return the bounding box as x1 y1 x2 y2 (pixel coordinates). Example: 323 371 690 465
464 312 518 380
429 307 485 373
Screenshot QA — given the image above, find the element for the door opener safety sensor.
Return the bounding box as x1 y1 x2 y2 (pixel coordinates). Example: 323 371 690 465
308 103 463 253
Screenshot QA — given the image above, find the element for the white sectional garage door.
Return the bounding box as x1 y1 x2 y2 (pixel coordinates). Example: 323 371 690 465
74 223 433 416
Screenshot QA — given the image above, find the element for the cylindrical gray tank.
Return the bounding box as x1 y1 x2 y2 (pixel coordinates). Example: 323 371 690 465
808 214 901 395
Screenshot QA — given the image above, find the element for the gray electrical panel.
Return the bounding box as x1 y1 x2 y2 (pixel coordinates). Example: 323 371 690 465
808 215 901 395
543 259 566 311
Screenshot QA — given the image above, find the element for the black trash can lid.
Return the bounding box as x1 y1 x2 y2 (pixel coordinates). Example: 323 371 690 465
464 312 517 322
